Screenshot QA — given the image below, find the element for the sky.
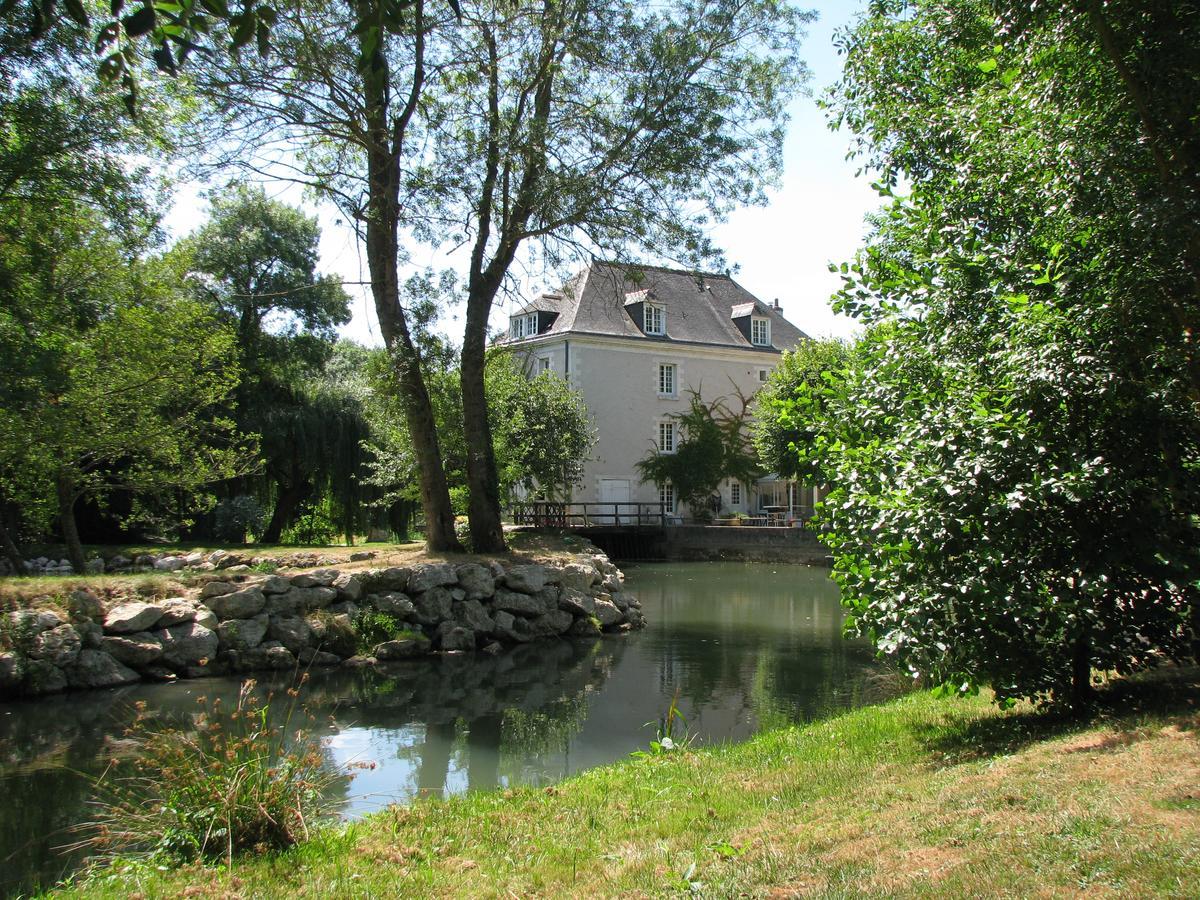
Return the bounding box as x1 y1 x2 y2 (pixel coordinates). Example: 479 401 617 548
164 0 879 346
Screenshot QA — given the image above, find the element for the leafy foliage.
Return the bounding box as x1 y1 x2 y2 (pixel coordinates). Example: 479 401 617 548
795 0 1200 708
752 337 850 483
637 390 759 516
487 354 595 504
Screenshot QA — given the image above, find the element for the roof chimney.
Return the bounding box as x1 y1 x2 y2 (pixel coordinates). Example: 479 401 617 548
773 298 782 310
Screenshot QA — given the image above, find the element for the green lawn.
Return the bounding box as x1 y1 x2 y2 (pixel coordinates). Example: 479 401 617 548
58 667 1200 898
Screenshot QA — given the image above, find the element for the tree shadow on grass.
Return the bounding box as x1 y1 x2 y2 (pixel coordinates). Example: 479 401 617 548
913 664 1200 766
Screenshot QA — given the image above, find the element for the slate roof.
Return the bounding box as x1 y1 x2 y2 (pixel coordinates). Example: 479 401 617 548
507 262 808 352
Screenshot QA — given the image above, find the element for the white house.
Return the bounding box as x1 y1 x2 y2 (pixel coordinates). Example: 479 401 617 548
501 262 819 522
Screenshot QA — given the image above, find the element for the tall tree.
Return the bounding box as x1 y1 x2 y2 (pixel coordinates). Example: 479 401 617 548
186 0 464 550
752 336 850 484
181 185 350 379
435 0 809 550
800 0 1200 707
176 186 366 543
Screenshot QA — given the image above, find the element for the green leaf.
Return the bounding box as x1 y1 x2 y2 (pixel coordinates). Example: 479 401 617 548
122 5 156 36
977 58 997 73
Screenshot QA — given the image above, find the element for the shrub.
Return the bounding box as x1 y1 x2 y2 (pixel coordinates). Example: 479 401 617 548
82 678 345 865
212 496 265 545
353 609 421 655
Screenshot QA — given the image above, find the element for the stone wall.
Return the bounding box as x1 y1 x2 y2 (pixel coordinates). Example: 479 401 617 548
661 525 831 563
0 552 643 699
580 525 831 564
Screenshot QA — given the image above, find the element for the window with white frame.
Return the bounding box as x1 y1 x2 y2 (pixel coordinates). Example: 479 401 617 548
644 303 665 335
660 482 675 513
510 312 538 339
538 356 551 374
730 482 741 505
658 362 676 396
658 421 675 453
751 317 770 346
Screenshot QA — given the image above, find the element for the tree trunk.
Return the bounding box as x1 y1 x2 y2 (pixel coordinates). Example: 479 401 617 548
260 478 310 544
0 506 26 574
55 474 86 572
1069 635 1094 712
357 0 462 553
461 290 507 552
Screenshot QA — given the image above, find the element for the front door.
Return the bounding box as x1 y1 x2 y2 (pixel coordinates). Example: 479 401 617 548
598 478 630 524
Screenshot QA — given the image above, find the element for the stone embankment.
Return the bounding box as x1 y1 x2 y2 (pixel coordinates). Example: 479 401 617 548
0 553 643 698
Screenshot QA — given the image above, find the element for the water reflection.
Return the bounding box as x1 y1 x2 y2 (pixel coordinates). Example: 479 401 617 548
0 562 888 897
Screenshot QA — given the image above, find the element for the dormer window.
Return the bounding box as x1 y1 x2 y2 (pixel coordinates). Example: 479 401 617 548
644 303 665 335
510 312 539 339
751 317 770 346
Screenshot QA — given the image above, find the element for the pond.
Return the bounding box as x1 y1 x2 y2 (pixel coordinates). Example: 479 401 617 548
0 562 891 896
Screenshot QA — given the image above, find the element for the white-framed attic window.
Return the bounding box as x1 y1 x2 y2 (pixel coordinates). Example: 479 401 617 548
751 317 770 346
510 312 539 339
644 303 665 335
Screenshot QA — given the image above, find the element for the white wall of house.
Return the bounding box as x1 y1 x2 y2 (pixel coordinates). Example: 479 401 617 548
513 334 780 512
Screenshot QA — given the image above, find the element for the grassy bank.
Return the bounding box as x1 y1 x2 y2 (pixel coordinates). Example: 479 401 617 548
59 668 1199 898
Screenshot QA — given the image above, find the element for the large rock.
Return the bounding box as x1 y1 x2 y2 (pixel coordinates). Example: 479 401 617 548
372 566 412 592
8 608 60 636
158 622 219 668
492 588 549 617
101 632 164 668
307 613 357 658
434 621 476 651
24 658 68 694
333 573 364 602
258 575 292 594
290 571 336 588
558 588 595 618
557 562 599 592
568 616 602 637
200 581 236 600
602 573 624 593
492 610 535 643
371 592 416 619
233 643 296 672
68 589 104 621
205 587 266 620
263 589 304 617
104 602 164 634
528 610 574 637
408 563 458 593
216 615 269 651
410 586 454 625
64 650 139 689
153 556 186 572
455 564 495 600
592 598 623 628
267 616 312 655
193 607 218 630
503 564 548 594
28 623 81 667
375 637 429 660
76 620 103 649
291 586 338 610
453 599 495 635
298 648 342 667
155 598 198 628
